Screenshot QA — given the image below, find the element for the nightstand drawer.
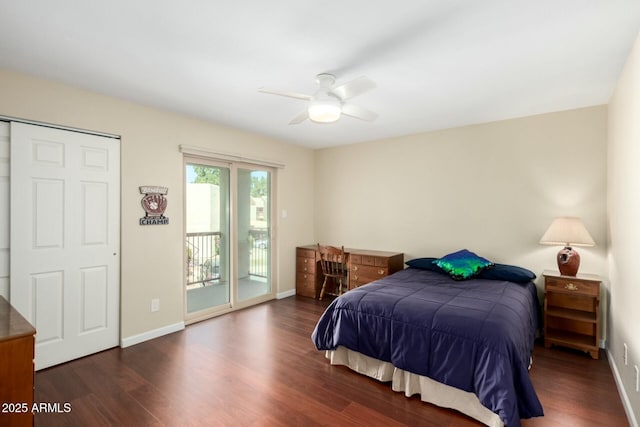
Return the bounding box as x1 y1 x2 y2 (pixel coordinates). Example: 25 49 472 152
545 277 599 297
546 292 597 313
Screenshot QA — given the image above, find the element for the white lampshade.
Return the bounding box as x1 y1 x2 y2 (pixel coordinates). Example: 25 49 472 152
308 93 341 123
539 217 596 247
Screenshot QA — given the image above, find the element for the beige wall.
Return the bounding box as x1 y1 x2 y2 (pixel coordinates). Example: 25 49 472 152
608 32 640 424
4 62 634 421
0 67 315 341
315 106 608 286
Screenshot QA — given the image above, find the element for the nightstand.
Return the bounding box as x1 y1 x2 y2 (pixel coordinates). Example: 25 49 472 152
543 270 601 359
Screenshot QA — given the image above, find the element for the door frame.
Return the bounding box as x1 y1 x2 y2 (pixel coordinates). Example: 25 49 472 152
183 154 278 325
184 156 233 322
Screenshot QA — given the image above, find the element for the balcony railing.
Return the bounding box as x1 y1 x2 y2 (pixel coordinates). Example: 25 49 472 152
186 229 269 287
186 232 222 287
248 228 269 279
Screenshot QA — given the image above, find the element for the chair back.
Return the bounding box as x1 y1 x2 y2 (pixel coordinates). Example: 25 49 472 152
317 244 348 278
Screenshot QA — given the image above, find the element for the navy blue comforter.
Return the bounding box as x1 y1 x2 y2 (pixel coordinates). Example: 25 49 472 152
312 268 543 427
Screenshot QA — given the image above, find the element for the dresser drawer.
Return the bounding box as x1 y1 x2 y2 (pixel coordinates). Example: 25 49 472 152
351 264 387 276
360 255 376 266
545 277 599 297
352 255 391 266
296 271 315 284
375 257 390 267
296 282 316 298
296 248 316 259
296 272 317 298
296 257 316 273
351 265 388 287
546 292 597 313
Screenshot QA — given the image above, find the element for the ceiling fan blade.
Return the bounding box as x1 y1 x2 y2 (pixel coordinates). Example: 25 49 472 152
289 110 309 125
342 103 378 122
258 88 312 101
332 76 376 100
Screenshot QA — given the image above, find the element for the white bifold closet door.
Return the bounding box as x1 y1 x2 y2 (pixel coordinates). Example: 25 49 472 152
10 122 120 370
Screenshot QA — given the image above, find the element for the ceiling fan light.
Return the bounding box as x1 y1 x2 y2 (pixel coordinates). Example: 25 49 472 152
308 99 341 123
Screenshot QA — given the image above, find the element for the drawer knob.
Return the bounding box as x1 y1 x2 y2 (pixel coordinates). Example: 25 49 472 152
564 283 579 291
304 259 308 264
353 266 358 271
378 269 385 275
353 275 358 281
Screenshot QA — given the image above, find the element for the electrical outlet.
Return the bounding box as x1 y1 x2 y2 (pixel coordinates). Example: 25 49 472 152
635 365 639 392
151 298 160 312
624 343 628 365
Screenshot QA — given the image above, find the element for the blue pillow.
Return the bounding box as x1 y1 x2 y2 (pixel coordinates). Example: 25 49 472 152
477 263 536 283
434 249 493 280
405 257 447 274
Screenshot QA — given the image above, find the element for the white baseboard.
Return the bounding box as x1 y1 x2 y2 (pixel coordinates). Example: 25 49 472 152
607 348 638 427
120 321 185 348
122 291 295 348
276 289 296 299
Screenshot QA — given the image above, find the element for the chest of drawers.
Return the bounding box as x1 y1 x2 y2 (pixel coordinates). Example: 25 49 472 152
0 296 36 426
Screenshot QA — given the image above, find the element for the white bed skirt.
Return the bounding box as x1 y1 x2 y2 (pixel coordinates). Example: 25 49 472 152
326 346 504 427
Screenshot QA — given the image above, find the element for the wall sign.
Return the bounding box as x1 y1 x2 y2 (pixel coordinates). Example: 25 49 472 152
139 186 169 225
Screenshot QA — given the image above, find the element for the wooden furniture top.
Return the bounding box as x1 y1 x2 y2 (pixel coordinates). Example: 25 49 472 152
297 244 402 258
542 270 602 282
0 296 36 342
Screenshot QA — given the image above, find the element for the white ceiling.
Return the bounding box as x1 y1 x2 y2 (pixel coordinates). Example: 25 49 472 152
1 1 639 149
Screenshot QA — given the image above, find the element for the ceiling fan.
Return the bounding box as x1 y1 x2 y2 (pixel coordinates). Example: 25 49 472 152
259 73 378 124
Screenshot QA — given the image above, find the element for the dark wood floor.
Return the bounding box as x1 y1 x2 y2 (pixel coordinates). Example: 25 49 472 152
33 296 629 426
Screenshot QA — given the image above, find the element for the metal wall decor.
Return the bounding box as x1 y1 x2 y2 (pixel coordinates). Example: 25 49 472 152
139 186 169 225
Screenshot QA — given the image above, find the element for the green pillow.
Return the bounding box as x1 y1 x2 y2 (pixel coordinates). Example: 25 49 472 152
434 249 493 280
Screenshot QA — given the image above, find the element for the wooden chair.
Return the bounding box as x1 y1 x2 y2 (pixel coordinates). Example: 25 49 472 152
317 244 349 300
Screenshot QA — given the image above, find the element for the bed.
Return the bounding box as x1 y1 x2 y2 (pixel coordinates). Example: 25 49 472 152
311 258 544 427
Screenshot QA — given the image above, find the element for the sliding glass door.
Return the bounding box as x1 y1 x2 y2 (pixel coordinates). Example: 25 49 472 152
185 162 231 314
184 158 274 321
237 167 271 301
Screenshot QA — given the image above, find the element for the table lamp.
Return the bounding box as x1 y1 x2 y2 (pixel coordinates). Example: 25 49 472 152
539 217 595 276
